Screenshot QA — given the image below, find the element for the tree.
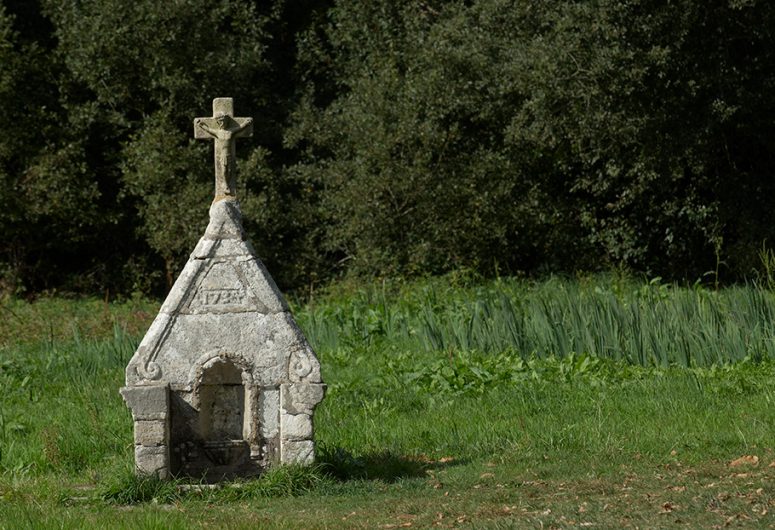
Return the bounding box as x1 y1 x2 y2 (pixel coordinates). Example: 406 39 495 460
0 1 103 293
289 0 775 281
38 0 331 292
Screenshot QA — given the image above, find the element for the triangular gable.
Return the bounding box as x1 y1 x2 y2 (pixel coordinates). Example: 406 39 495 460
125 200 316 387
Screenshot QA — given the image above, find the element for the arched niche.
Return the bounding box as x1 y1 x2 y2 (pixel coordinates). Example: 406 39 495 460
192 353 260 470
199 358 246 441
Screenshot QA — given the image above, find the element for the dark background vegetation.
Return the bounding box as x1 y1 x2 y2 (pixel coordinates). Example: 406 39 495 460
1 0 774 297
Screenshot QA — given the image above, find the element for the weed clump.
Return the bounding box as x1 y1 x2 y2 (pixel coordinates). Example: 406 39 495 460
99 464 331 505
100 468 180 505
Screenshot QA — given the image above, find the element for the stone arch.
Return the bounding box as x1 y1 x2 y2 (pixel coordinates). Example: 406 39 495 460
189 350 255 408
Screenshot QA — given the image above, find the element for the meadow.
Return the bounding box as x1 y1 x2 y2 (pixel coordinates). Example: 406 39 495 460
1 275 774 528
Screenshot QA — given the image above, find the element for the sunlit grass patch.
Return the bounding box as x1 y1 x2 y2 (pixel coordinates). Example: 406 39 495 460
1 275 775 527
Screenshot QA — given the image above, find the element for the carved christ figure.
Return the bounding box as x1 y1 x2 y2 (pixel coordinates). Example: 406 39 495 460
197 115 253 200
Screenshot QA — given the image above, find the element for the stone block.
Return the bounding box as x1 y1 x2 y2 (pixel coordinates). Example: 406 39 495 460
259 389 280 439
191 237 216 259
280 439 314 465
134 419 168 446
210 239 252 258
281 383 325 415
120 384 169 421
135 445 169 478
204 199 244 240
261 437 279 466
289 358 321 384
281 412 312 440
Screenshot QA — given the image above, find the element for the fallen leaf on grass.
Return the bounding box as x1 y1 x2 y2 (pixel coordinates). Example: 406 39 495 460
381 521 413 529
725 513 752 525
729 455 759 468
660 502 677 514
667 486 686 492
479 472 494 479
415 455 455 465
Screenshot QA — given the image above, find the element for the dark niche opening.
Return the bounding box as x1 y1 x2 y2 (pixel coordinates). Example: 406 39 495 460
198 358 250 471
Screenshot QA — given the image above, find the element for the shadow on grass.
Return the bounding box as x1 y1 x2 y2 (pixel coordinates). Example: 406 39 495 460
99 449 463 505
317 446 464 482
101 463 333 504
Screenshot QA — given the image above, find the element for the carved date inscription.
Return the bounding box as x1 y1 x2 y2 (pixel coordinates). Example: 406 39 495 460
196 288 245 307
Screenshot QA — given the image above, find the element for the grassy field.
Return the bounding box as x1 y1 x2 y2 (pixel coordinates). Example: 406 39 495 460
1 275 775 528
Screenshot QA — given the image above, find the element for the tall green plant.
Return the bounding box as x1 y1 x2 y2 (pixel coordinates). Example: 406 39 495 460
298 276 775 368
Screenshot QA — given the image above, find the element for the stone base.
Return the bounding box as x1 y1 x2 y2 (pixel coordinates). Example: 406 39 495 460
135 445 170 479
278 382 325 465
121 384 171 478
120 380 325 480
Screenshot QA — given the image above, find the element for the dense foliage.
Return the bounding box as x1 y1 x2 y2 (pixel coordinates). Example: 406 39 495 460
1 0 775 295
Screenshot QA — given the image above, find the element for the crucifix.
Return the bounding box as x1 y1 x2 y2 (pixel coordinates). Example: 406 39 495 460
194 98 253 202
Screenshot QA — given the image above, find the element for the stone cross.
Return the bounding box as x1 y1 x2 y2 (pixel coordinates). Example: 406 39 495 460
194 98 253 202
121 97 324 481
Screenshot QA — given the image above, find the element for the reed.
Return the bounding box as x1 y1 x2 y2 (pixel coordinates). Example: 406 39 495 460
297 276 775 367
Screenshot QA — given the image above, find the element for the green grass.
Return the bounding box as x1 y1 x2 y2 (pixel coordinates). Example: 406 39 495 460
1 275 775 528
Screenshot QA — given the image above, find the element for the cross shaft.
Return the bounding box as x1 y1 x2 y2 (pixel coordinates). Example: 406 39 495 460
194 98 253 202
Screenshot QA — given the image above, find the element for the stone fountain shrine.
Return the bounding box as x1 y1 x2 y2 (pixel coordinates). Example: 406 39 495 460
120 98 325 480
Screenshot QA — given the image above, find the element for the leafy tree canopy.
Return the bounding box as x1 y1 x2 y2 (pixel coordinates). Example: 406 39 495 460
1 0 774 295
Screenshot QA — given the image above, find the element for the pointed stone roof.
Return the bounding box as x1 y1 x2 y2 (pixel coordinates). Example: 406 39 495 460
125 198 321 389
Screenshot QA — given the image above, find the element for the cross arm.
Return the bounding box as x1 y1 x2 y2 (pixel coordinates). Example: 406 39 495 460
193 117 253 139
